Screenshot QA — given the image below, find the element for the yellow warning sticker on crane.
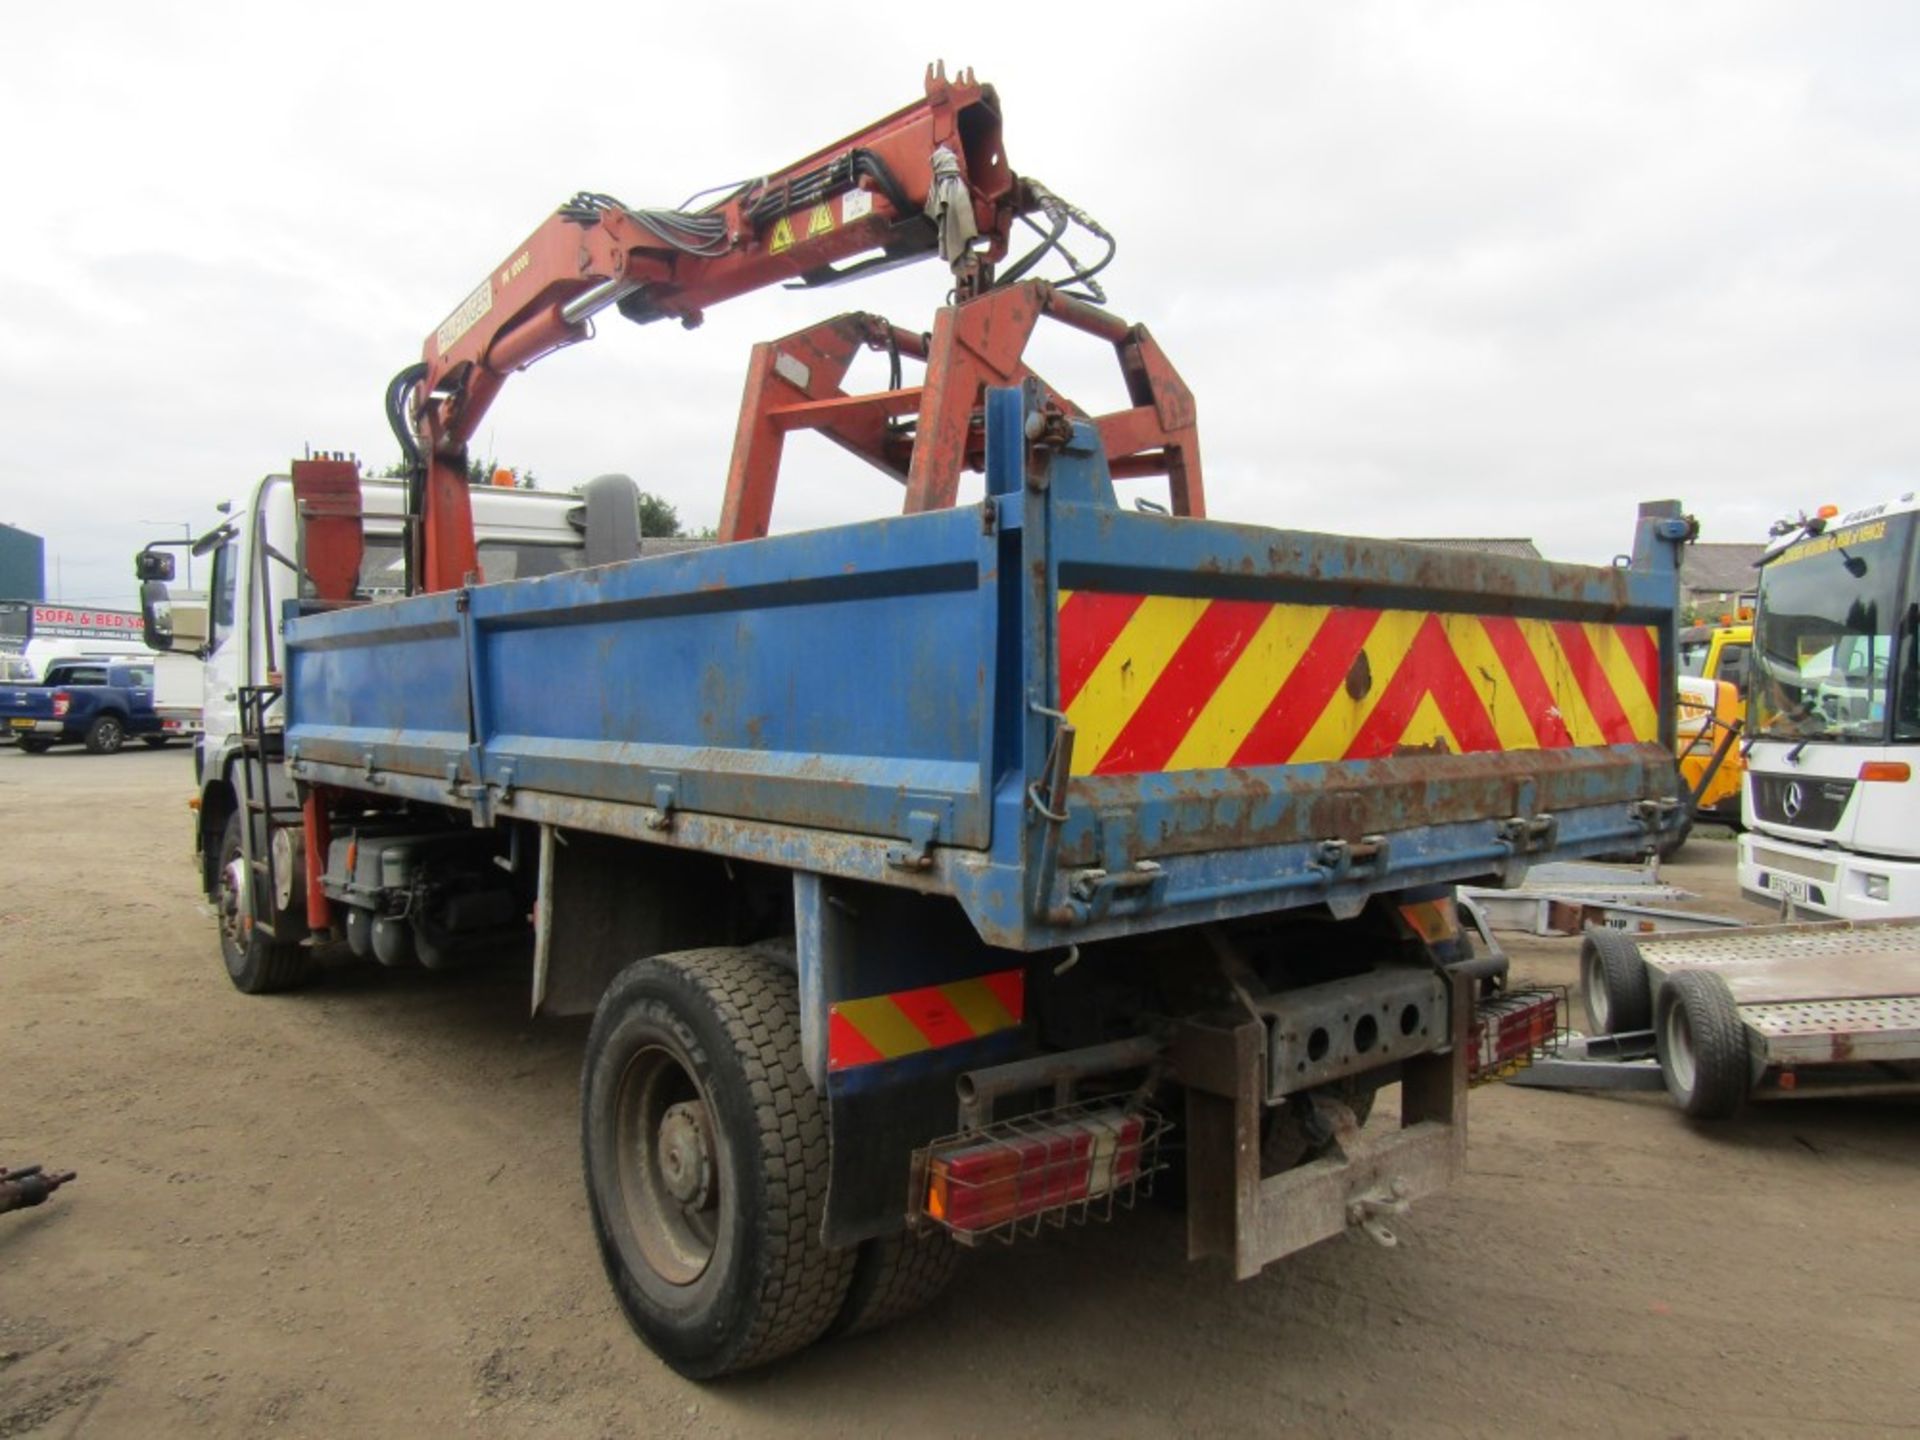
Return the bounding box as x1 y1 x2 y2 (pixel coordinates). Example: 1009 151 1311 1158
769 216 796 255
807 202 835 238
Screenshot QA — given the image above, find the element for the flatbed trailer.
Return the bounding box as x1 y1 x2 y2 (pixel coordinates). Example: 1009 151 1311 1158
1517 919 1920 1113
242 387 1690 1375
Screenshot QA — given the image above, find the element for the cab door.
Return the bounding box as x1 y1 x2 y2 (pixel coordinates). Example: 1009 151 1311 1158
199 532 242 761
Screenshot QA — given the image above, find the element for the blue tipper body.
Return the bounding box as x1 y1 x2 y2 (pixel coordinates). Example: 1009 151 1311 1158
282 386 1688 953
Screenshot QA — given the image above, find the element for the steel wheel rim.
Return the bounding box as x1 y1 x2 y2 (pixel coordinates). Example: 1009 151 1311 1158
1584 950 1611 1032
612 1044 722 1287
1664 1001 1697 1095
219 854 249 950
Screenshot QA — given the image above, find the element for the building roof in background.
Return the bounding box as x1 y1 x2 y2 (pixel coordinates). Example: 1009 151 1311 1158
1681 542 1765 595
1397 537 1544 560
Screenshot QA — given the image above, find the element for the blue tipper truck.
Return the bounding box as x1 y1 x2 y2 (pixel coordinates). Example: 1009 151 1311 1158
252 386 1691 1375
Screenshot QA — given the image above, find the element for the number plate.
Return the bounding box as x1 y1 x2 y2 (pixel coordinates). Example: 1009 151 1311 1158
9 717 33 729
1764 872 1811 903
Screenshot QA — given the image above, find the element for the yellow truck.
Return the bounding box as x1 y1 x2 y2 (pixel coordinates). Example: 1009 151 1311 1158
1675 619 1750 824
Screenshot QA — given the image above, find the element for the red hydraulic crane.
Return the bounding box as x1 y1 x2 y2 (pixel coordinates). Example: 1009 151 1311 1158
391 64 1203 594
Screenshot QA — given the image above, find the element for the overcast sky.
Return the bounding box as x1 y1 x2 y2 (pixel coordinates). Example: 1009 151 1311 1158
4 1 1917 608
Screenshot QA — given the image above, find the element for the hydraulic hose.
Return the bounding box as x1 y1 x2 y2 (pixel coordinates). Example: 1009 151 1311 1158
386 362 429 593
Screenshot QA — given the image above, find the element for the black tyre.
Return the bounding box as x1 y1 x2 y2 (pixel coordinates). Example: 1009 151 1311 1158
829 1228 961 1339
1655 969 1750 1119
582 948 854 1378
1656 815 1693 862
1261 1078 1378 1175
83 714 126 754
1580 929 1651 1035
141 735 172 749
216 811 307 994
15 736 53 754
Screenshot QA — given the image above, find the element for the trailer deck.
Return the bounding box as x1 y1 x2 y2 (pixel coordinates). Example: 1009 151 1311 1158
1513 918 1920 1106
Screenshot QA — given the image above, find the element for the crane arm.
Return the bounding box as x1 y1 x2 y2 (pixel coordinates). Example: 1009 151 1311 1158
404 64 1018 591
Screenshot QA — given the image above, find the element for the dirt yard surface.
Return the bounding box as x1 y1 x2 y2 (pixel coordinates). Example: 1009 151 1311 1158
3 745 1916 1438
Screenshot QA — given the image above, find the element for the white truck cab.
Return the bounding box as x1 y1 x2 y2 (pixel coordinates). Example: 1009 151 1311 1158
141 470 645 894
1738 493 1920 917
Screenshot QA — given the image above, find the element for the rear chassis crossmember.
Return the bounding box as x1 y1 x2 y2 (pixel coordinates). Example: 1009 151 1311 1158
1171 970 1471 1276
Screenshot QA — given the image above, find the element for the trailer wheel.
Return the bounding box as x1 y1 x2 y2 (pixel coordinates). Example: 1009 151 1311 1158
1655 969 1749 1119
829 1228 962 1339
16 737 52 754
84 714 125 754
141 735 171 749
216 812 307 994
582 948 853 1378
1580 929 1651 1035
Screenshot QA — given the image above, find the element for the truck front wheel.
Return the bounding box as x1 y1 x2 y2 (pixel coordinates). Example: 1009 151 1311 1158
582 948 854 1378
216 812 308 994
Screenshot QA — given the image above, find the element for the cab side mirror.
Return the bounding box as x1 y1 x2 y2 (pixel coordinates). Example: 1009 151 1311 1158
140 580 176 651
136 547 177 582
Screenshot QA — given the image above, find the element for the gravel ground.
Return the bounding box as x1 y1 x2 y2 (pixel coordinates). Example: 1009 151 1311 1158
3 745 1916 1438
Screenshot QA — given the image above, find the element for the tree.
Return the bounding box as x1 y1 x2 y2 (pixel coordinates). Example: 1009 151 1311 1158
465 454 538 489
637 492 682 538
375 456 537 488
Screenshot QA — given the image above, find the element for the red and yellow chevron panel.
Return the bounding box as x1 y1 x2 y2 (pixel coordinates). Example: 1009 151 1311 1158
828 969 1025 1072
1057 591 1661 776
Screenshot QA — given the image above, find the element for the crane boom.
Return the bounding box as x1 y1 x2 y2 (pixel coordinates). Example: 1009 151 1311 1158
402 64 1017 591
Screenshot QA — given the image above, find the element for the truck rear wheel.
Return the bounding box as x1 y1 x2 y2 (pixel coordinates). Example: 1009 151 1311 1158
582 948 853 1378
84 714 126 754
829 1228 961 1339
216 812 308 994
1655 969 1749 1119
1581 929 1651 1035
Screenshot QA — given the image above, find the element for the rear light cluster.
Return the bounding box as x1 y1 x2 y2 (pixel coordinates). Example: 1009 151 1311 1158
918 1102 1166 1242
1469 986 1565 1084
51 692 70 717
